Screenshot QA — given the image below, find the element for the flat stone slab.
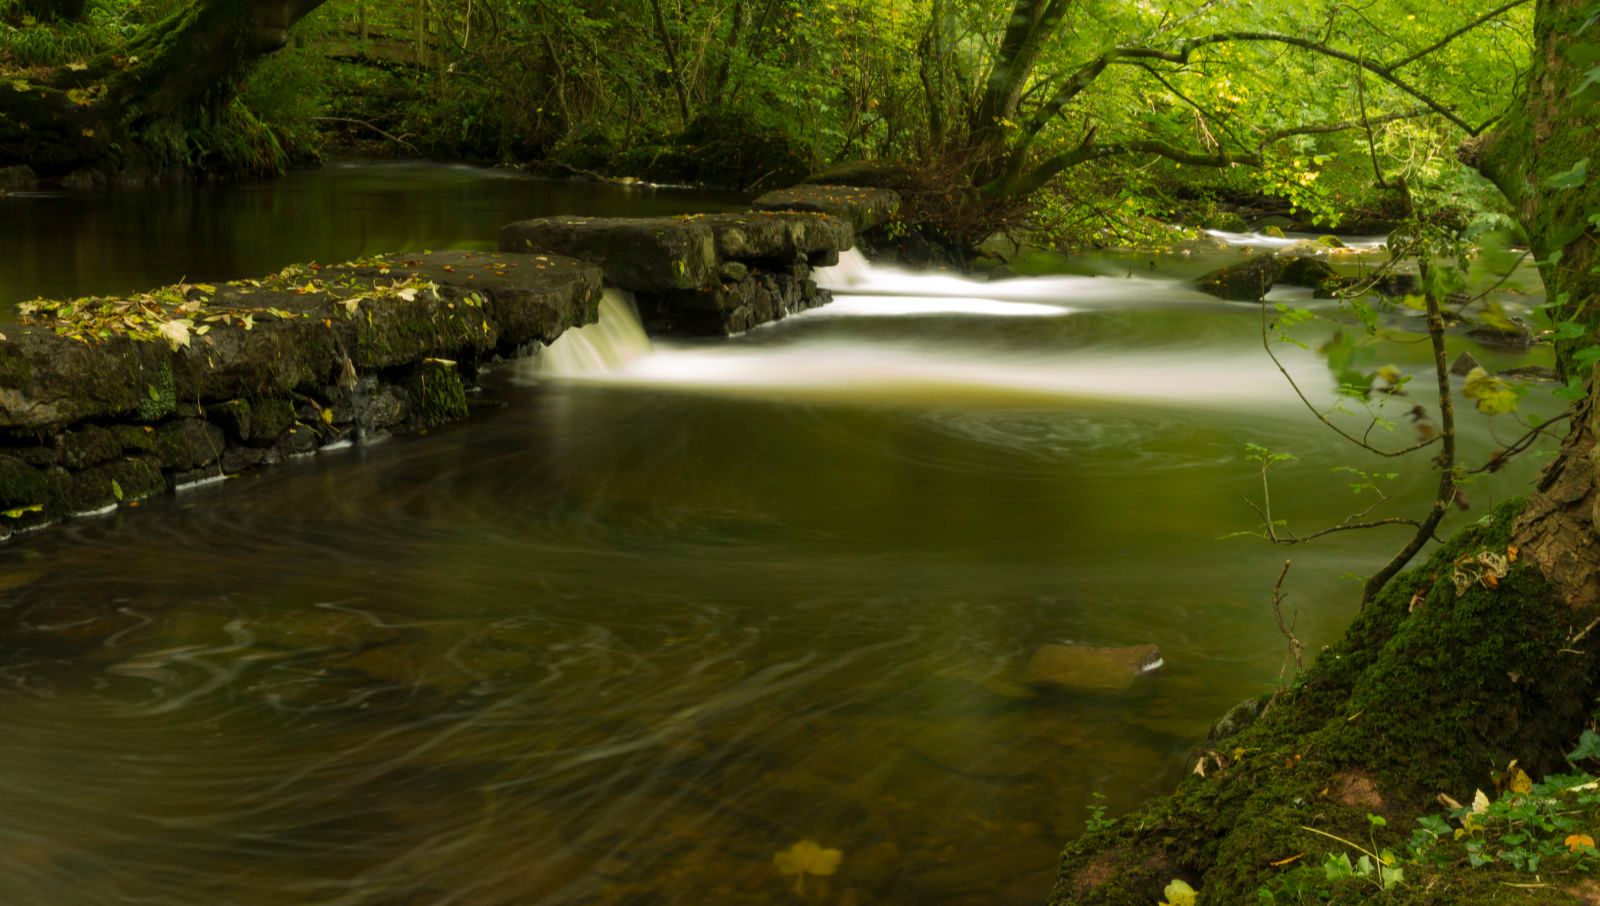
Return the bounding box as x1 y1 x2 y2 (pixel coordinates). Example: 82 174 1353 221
499 216 718 293
752 184 901 232
0 249 602 431
684 211 854 261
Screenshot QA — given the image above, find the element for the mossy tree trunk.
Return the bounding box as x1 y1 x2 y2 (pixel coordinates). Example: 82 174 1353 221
1050 2 1600 902
1469 0 1600 380
0 0 328 178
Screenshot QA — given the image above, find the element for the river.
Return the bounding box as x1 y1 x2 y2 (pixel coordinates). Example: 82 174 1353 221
0 162 1560 905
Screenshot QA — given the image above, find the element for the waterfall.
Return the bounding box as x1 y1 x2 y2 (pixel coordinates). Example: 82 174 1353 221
816 247 872 290
533 290 654 376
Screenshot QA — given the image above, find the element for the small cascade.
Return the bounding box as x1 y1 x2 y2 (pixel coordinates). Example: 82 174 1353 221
816 247 873 290
1203 229 1388 251
533 289 654 376
814 246 1206 310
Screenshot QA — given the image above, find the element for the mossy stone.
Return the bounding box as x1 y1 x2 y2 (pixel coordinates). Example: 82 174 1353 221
55 425 120 469
0 454 50 508
154 418 225 470
248 398 296 445
137 364 177 422
405 362 468 429
205 399 253 442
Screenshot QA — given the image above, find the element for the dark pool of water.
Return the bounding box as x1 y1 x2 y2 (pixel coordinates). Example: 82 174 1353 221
0 160 747 314
0 163 1563 905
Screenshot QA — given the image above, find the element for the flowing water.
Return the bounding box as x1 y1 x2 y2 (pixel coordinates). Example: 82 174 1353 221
0 164 1562 905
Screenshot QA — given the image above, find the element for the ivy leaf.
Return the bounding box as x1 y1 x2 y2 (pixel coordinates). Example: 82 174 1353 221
1545 159 1590 190
1569 729 1600 762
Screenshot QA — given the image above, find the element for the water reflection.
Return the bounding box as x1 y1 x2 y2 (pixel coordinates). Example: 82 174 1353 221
0 161 746 314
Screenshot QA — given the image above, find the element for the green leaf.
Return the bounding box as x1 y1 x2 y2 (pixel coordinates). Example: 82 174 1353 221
111 479 124 502
1462 367 1520 415
1159 879 1197 906
1574 66 1600 99
2 503 43 519
1545 159 1590 190
1571 729 1600 762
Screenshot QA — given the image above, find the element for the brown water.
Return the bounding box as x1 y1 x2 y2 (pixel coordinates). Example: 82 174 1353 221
0 164 1561 905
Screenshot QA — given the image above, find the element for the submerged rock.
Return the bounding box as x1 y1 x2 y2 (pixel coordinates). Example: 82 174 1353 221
1195 255 1284 301
1466 321 1536 349
1025 643 1164 692
0 165 36 191
1450 351 1482 377
1278 255 1340 291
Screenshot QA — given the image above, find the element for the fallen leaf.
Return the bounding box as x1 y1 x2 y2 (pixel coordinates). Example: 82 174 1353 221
156 318 193 351
1473 789 1491 815
1270 853 1306 867
1569 834 1595 852
773 840 842 878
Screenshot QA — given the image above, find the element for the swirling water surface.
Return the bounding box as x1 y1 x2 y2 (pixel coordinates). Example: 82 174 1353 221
0 165 1560 905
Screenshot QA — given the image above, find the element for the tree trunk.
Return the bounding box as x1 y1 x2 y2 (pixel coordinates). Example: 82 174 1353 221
0 0 329 178
1467 0 1600 378
965 0 1068 183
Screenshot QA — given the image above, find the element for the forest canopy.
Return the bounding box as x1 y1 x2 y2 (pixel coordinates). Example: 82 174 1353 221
0 0 1536 244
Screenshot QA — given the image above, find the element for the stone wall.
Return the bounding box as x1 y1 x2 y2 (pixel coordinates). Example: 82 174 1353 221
499 210 854 336
0 185 901 542
0 249 601 540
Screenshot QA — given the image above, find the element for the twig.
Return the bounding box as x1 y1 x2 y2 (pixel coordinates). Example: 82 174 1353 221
1266 561 1304 712
312 116 419 155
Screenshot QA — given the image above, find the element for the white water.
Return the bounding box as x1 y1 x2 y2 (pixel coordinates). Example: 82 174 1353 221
816 249 1213 309
534 290 655 376
1203 229 1388 252
519 251 1340 412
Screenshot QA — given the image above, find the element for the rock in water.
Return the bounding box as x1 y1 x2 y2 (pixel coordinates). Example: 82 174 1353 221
1025 643 1164 692
1450 351 1482 377
1194 255 1284 301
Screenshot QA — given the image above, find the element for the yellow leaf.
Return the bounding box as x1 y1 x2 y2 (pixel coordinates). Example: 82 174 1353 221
81 128 96 138
1270 853 1305 867
1509 765 1532 794
2 503 43 519
772 840 842 878
320 408 334 425
1472 789 1491 814
1568 834 1594 852
1159 879 1197 906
